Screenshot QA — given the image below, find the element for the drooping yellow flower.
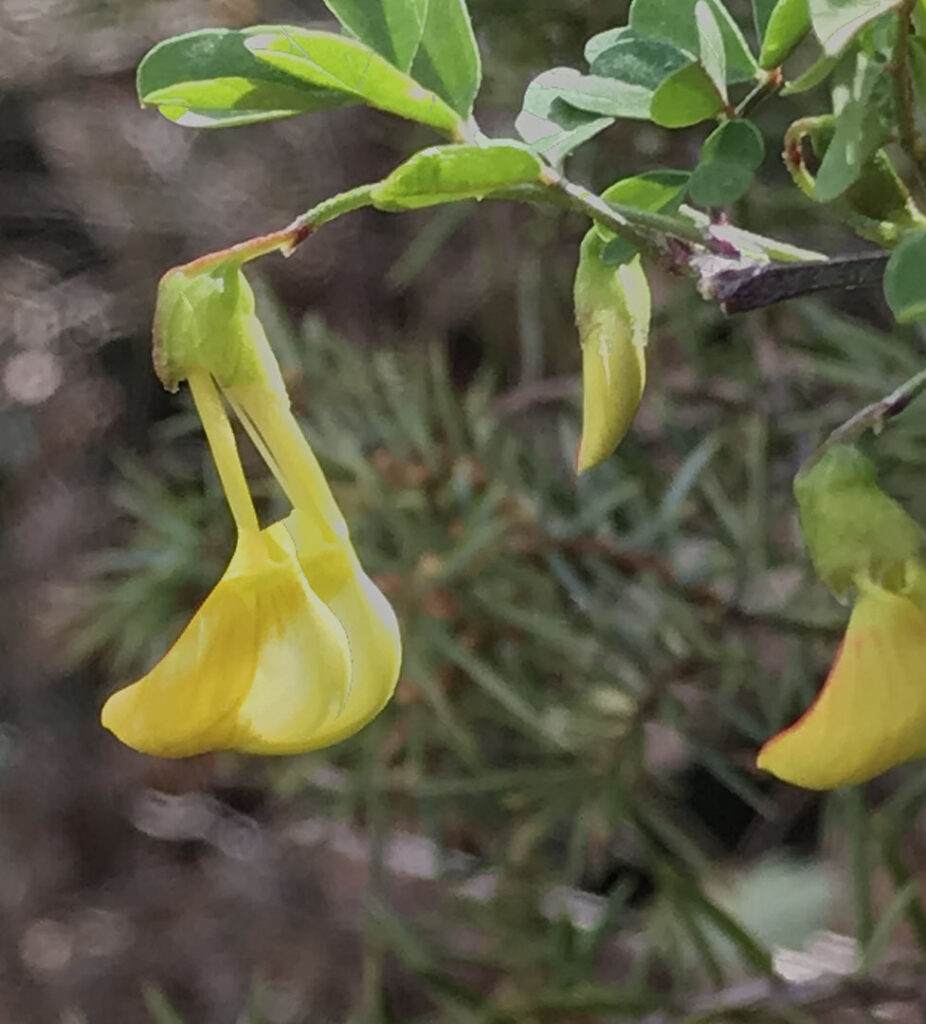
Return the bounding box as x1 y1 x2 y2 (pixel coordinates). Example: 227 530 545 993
758 579 926 789
101 262 401 757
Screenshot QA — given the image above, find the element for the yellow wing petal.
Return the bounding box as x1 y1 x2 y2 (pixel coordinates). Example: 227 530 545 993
758 584 926 789
101 527 351 758
283 508 402 749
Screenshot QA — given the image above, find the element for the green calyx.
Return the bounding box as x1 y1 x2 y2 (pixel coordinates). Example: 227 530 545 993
795 444 925 600
153 261 285 393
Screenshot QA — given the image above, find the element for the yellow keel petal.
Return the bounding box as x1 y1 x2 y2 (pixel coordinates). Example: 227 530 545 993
101 527 351 758
758 584 926 789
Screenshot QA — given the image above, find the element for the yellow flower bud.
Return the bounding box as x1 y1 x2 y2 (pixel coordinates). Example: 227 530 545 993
573 228 651 472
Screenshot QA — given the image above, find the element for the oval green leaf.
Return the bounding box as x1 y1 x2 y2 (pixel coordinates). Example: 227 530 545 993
885 229 926 323
697 0 728 99
758 0 811 67
650 62 726 126
813 53 893 202
516 69 614 164
244 27 462 135
136 28 354 128
411 0 482 117
371 142 544 210
809 0 902 56
630 0 758 82
321 0 428 71
519 66 654 121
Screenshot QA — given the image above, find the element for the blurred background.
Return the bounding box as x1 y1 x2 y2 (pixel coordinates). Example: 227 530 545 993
4 1 926 1021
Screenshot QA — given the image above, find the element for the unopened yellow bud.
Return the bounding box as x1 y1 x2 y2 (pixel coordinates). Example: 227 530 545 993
573 228 651 472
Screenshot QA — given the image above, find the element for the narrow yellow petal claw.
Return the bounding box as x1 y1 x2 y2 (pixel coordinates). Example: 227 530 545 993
101 526 351 758
757 582 926 789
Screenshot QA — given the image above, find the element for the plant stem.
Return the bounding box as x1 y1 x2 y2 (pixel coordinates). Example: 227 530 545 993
807 365 926 469
283 183 379 253
892 0 926 193
538 166 711 258
734 67 784 119
708 253 889 313
844 788 874 953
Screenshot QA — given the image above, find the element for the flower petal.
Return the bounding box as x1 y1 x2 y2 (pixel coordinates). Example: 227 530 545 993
284 508 401 749
757 583 926 789
101 526 351 758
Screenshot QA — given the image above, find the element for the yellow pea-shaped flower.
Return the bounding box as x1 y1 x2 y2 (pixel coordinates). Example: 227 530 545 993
758 580 926 789
101 262 402 759
573 228 651 472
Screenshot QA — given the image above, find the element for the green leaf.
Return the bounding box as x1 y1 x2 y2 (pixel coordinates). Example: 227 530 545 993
596 170 691 264
516 69 614 164
321 0 428 70
758 0 812 68
650 62 726 126
630 0 759 82
518 66 654 121
809 0 902 56
590 28 693 90
136 28 353 128
411 0 482 117
370 142 544 210
584 27 625 66
781 51 838 92
688 118 765 205
885 229 926 323
697 0 729 99
244 26 462 134
752 0 780 38
814 51 893 201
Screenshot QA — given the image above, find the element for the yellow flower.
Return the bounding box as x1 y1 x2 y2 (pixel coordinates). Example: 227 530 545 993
102 265 401 757
573 228 651 473
757 579 926 789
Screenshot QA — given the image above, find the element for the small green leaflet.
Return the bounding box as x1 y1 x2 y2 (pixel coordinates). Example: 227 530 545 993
136 28 354 128
809 0 902 56
781 52 837 92
596 170 691 264
752 0 780 38
584 27 625 65
885 230 926 322
587 28 721 124
688 119 765 206
697 0 728 100
814 51 894 201
629 0 759 82
244 27 462 135
321 0 428 71
650 62 726 126
370 142 544 210
758 0 811 68
519 66 654 121
516 69 614 164
411 0 482 117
